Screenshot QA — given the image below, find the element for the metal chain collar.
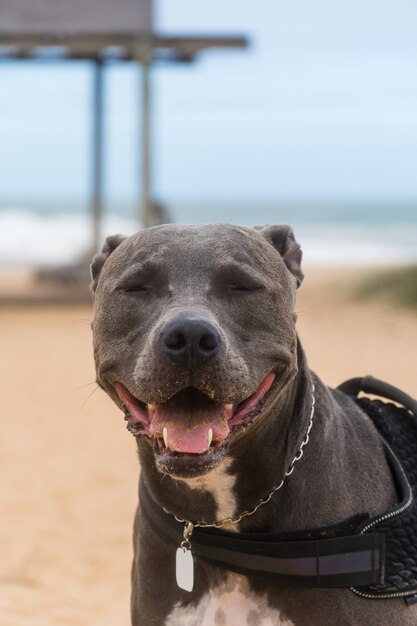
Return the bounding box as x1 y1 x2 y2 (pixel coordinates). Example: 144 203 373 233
163 383 316 535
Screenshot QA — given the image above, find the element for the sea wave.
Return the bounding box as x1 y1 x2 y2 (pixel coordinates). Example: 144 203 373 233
1 208 416 268
0 209 138 268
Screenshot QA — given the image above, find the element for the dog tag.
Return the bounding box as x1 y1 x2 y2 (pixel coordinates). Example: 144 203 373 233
176 547 194 592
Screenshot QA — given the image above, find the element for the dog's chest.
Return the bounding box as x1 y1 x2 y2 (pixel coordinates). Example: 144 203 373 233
165 576 295 626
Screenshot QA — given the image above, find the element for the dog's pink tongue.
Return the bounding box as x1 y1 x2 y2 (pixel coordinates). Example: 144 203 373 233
149 389 229 454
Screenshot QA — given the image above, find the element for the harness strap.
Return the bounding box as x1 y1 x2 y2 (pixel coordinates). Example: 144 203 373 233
338 375 417 415
139 477 384 588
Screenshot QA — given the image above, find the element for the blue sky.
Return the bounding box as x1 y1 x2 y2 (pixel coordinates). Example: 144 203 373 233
0 0 417 206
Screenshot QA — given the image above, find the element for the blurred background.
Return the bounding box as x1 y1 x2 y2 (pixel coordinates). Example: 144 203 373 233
1 2 416 625
1 0 417 279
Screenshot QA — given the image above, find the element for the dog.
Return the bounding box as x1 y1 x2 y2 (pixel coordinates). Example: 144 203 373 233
90 223 417 625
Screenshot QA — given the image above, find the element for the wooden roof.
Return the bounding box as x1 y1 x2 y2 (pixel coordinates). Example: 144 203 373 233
0 0 248 61
0 0 152 36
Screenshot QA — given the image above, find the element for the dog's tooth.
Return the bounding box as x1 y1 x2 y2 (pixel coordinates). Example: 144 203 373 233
163 427 168 448
148 403 156 411
224 403 233 417
207 428 213 448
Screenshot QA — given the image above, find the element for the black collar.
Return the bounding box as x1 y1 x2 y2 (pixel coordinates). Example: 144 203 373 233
139 475 384 588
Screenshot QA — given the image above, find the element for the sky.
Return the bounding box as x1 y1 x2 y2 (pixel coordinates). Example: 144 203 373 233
0 0 417 206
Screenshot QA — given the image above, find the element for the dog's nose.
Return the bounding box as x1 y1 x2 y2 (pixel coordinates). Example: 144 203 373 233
161 318 221 367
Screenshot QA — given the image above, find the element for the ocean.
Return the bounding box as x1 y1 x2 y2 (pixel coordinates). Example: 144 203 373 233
1 201 416 268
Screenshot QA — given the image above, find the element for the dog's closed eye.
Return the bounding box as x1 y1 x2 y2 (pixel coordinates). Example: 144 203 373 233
122 284 149 293
229 283 265 293
115 261 168 294
212 264 267 295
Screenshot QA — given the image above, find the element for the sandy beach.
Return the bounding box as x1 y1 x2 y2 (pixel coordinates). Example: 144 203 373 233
1 267 417 626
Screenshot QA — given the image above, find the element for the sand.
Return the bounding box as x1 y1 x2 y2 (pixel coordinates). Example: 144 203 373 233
1 267 417 626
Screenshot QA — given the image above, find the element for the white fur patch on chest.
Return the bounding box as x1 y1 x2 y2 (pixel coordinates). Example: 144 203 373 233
179 456 237 524
165 576 294 626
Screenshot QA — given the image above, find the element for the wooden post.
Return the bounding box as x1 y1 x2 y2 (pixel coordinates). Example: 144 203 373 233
141 50 152 228
92 59 104 252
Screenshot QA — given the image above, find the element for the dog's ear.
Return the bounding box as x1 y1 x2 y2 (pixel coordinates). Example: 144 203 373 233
90 234 126 292
255 225 303 287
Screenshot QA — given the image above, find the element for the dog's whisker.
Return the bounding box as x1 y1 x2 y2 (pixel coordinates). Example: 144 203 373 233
66 319 93 326
79 385 100 410
71 381 98 392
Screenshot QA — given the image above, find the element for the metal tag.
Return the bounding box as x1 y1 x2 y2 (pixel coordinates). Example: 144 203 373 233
176 547 194 592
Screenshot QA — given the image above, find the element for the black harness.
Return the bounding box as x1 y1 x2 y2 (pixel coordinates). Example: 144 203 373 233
140 376 417 603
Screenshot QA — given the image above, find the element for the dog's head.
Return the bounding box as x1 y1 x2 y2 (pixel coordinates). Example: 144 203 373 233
91 224 302 478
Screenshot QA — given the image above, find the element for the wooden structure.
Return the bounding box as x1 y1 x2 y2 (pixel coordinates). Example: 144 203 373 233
0 0 248 253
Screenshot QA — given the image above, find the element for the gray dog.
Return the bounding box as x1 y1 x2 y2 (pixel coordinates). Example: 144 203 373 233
91 224 416 625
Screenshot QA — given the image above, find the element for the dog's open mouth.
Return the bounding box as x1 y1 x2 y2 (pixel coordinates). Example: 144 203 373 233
114 372 276 464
